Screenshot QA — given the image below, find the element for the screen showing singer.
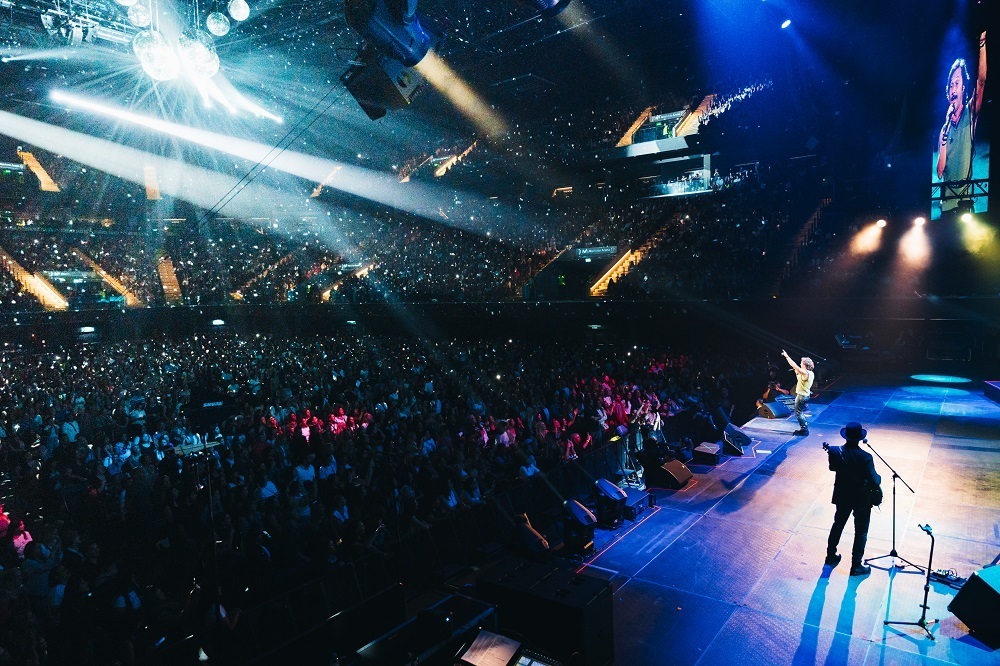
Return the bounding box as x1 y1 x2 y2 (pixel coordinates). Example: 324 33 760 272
931 28 988 220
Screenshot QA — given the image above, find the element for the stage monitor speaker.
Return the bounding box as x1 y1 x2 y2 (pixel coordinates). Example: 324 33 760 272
594 478 626 528
477 564 614 666
723 424 750 455
948 564 1000 647
693 442 721 465
652 459 692 489
758 401 791 419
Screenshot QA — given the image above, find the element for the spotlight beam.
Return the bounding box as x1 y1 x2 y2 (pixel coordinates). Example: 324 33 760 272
898 225 930 268
1 45 130 64
414 51 509 140
850 222 884 255
0 108 358 257
49 90 525 236
555 3 644 103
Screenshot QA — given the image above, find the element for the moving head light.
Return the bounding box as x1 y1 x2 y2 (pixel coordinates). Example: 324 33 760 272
344 0 432 67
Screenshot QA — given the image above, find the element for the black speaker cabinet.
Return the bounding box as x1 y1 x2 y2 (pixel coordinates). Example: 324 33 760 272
723 424 750 455
758 401 791 419
949 564 1000 647
693 442 721 465
647 459 693 489
476 561 613 666
477 559 561 606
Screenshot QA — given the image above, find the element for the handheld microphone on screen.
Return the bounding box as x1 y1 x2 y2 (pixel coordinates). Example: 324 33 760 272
943 104 956 136
920 524 933 535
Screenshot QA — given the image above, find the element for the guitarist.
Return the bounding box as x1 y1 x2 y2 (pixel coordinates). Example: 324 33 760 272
825 422 882 575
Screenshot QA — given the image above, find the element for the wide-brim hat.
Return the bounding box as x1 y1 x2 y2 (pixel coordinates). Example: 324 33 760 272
840 422 867 441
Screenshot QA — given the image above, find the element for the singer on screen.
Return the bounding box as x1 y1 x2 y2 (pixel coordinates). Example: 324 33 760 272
936 31 987 212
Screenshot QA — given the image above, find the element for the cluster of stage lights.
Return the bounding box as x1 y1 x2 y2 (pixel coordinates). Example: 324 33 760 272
851 213 996 268
116 0 251 81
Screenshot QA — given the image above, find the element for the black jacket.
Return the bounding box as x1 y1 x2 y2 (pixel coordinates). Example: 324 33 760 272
828 443 881 507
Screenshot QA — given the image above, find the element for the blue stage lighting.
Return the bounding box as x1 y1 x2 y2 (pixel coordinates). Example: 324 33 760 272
781 19 791 29
345 0 433 67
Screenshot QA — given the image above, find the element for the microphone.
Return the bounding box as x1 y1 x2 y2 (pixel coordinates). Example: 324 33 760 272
920 524 933 535
862 438 868 444
943 104 956 140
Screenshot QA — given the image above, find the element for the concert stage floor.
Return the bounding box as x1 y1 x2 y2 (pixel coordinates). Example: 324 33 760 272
582 373 1000 666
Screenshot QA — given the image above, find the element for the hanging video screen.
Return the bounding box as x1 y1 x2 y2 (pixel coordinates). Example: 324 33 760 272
931 19 988 220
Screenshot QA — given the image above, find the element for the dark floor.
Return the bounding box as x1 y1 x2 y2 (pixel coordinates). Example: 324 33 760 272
581 371 1000 666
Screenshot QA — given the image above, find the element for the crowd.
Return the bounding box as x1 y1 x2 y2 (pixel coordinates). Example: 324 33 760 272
78 234 165 307
329 219 557 303
0 232 82 274
0 169 795 311
0 231 127 309
607 176 790 299
0 331 761 663
0 270 43 312
0 82 851 314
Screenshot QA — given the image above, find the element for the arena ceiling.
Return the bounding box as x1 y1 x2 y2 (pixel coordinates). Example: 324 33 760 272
0 0 971 220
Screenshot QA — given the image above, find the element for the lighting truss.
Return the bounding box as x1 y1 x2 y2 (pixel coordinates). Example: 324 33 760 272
4 0 134 45
931 178 988 203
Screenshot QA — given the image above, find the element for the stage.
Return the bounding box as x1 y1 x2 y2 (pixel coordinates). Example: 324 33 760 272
581 373 1000 665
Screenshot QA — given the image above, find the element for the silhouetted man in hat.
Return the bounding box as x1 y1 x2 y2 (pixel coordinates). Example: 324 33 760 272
825 421 881 575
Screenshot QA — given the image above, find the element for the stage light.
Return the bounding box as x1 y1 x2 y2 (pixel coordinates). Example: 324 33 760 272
851 221 883 255
914 216 926 227
228 0 250 22
516 0 573 17
342 43 430 120
899 224 929 267
206 12 231 37
958 213 996 255
345 0 433 67
781 19 791 29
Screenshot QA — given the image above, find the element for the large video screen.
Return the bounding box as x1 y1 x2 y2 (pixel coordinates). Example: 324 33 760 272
931 23 988 220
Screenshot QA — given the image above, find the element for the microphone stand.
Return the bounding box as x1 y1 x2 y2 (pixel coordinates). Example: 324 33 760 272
884 524 939 640
863 439 924 572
